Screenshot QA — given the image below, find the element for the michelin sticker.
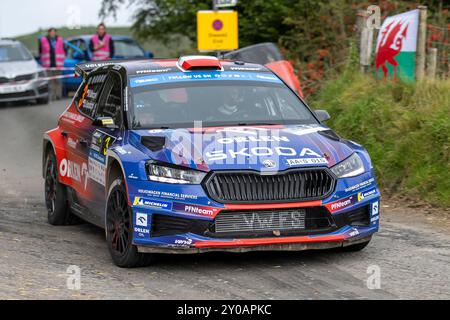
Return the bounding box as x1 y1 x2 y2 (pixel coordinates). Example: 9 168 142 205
133 197 173 210
358 188 377 201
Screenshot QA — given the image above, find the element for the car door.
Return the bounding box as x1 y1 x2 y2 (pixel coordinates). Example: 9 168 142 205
65 71 108 223
85 71 124 221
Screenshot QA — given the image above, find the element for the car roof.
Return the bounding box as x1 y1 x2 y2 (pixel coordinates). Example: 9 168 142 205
77 58 271 79
67 35 136 42
0 38 22 46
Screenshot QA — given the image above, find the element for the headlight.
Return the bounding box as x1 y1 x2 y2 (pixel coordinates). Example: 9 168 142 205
146 162 206 184
36 70 46 79
331 153 365 178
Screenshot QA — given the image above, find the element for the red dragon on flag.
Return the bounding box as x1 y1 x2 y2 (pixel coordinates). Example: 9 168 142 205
376 20 409 80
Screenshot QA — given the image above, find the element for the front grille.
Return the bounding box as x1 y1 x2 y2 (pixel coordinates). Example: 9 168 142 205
0 90 35 99
216 209 306 233
14 74 34 82
213 207 335 237
204 169 335 204
0 77 10 84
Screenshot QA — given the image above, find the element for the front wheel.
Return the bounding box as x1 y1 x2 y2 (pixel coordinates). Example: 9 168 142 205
106 177 153 268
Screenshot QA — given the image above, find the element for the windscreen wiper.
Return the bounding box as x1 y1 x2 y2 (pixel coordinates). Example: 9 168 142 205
237 122 279 126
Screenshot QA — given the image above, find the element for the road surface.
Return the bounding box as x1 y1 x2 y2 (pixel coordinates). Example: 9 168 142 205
0 99 449 299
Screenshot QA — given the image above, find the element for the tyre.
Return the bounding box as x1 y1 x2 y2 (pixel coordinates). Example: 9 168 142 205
44 151 72 225
341 239 371 252
106 177 153 268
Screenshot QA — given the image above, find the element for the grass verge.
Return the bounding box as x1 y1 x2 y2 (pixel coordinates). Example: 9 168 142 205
310 70 450 206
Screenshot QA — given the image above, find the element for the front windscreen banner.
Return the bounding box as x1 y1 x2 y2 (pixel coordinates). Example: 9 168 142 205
221 42 285 65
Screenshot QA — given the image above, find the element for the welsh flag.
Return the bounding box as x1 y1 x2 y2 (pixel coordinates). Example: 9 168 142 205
375 9 419 81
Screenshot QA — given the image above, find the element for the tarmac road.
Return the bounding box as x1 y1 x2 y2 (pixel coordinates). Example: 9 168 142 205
0 99 449 300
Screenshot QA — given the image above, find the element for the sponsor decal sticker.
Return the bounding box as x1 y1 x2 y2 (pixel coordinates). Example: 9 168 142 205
372 201 379 215
134 227 150 237
358 188 377 201
326 195 357 213
348 228 360 237
137 189 198 201
133 197 173 210
173 203 220 217
59 158 88 188
174 238 193 246
135 212 148 227
344 178 375 193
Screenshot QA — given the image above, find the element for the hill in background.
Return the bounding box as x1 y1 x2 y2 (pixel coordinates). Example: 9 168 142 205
15 26 193 58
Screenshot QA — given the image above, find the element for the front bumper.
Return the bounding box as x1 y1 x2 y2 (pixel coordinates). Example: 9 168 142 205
0 79 49 102
138 235 373 254
128 170 380 253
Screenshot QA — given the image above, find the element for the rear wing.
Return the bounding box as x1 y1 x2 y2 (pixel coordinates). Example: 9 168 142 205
74 61 118 79
75 58 151 79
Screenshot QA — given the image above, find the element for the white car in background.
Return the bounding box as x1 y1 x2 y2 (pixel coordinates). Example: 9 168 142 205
0 39 49 104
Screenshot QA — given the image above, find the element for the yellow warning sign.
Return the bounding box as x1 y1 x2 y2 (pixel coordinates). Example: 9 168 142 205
197 10 238 51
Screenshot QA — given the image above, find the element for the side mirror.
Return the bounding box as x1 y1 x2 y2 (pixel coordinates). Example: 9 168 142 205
93 117 118 128
145 51 154 58
314 110 331 122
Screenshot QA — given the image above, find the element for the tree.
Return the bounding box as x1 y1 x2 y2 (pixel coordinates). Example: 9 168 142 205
100 0 294 47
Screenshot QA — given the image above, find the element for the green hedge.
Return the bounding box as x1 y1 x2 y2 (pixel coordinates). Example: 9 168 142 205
310 70 450 206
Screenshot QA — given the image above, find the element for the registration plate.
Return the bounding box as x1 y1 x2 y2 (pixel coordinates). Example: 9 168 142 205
0 85 26 94
215 209 306 233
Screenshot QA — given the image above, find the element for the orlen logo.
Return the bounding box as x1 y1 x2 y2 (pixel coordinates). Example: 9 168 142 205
59 158 88 189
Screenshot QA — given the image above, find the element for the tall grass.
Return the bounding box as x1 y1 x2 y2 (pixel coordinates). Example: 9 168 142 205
310 70 450 206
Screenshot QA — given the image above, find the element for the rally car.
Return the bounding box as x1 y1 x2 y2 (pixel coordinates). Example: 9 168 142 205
42 56 380 267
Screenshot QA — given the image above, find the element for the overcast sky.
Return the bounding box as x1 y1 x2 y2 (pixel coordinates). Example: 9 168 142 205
0 0 135 37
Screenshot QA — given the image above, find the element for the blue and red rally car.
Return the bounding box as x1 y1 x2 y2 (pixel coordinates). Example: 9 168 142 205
43 56 380 267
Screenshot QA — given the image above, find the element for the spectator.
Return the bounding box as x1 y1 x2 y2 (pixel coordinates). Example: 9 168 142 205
39 28 65 100
90 23 114 61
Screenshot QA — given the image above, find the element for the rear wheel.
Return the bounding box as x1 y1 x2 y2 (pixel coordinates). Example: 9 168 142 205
106 177 153 268
45 151 72 225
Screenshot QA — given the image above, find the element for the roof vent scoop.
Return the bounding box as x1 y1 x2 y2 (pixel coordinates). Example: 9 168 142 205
178 55 222 71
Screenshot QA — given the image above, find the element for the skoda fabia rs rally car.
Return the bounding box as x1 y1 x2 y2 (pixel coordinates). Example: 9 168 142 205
43 56 380 267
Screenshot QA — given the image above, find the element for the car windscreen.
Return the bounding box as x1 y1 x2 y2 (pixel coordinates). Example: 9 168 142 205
0 44 33 62
114 40 145 58
128 72 317 129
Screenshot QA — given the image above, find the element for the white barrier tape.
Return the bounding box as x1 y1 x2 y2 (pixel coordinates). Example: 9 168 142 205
38 74 76 81
44 67 75 71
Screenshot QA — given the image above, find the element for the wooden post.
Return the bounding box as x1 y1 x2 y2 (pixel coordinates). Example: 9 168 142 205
427 48 438 79
415 5 427 81
358 10 374 73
